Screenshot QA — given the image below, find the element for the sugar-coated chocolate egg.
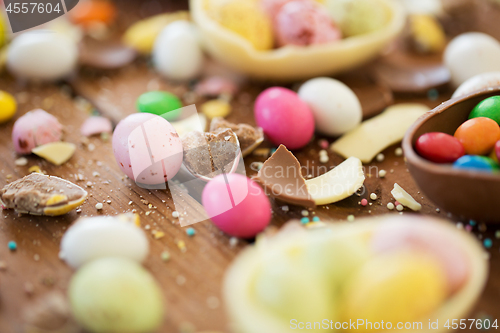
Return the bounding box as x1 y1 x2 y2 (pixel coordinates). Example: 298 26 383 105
469 96 500 125
12 109 62 154
60 214 149 269
112 113 183 185
454 117 500 155
415 132 464 163
298 77 362 136
69 258 164 333
152 21 203 81
452 72 500 98
7 30 78 81
444 33 500 86
453 155 499 172
255 87 314 149
0 91 17 123
69 0 116 27
137 91 183 121
202 174 271 238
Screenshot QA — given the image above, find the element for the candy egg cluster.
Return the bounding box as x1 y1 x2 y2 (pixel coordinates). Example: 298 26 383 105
416 95 500 173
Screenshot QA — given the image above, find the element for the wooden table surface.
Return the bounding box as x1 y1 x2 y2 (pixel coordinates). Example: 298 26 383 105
0 1 499 332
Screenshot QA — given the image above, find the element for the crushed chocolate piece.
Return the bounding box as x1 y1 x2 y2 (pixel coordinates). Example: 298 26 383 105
253 145 316 208
210 118 264 156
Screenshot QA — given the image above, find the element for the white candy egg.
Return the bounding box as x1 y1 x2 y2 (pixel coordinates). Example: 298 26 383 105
7 30 78 81
153 20 203 81
298 77 362 136
444 33 500 87
452 72 500 98
60 214 149 269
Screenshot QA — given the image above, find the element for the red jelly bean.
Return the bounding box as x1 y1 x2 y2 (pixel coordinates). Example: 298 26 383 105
416 132 465 163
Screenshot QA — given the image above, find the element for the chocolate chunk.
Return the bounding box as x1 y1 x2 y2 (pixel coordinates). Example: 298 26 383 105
210 118 264 156
253 145 315 208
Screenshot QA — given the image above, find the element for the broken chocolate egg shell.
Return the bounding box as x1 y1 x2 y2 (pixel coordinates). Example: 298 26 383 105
181 128 241 182
210 117 263 157
404 87 500 222
0 173 87 216
224 215 487 333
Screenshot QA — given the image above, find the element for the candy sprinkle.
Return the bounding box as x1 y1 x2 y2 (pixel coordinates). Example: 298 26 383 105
387 202 395 210
312 216 320 222
495 230 500 239
360 199 368 206
376 153 385 162
154 231 165 239
378 170 387 178
484 238 493 248
301 210 309 217
347 215 355 222
177 240 187 253
370 193 378 200
186 228 196 237
161 251 171 262
8 241 16 251
300 217 309 224
396 204 404 211
95 203 103 210
395 148 403 156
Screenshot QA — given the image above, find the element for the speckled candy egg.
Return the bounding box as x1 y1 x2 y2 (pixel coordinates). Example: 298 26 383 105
7 30 78 81
60 214 149 269
202 174 271 238
298 77 362 136
152 20 203 81
12 109 63 154
112 113 183 185
255 87 314 149
444 33 500 86
452 72 500 98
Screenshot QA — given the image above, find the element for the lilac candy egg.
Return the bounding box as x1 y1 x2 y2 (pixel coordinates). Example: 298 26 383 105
202 174 271 238
112 113 183 185
12 109 63 154
255 87 314 150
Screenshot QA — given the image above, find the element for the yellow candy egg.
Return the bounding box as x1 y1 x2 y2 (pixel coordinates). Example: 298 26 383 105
410 14 446 53
0 91 17 123
213 0 273 51
201 99 232 118
342 251 447 330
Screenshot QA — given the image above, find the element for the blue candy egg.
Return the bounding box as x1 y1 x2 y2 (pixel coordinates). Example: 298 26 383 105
453 155 499 172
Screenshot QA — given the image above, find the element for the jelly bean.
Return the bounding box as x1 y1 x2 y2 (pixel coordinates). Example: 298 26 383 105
415 132 464 163
70 1 116 27
453 155 499 172
136 91 182 121
0 91 17 123
454 117 500 155
469 96 500 125
202 174 271 238
201 99 232 119
496 140 500 162
255 87 315 150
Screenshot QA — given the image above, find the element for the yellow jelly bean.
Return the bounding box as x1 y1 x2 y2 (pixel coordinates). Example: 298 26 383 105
342 251 447 331
411 14 446 53
0 91 17 123
214 0 273 51
201 99 232 118
123 11 190 54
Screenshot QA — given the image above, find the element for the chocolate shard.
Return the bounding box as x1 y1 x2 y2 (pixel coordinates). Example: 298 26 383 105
253 145 316 208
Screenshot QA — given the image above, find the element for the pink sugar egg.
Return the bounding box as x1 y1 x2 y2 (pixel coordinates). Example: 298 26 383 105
81 116 113 137
12 109 63 154
112 113 183 185
254 87 314 150
202 174 271 238
371 216 470 293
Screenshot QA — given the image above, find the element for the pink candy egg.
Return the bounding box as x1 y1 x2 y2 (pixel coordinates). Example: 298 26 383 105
12 109 63 154
371 216 470 293
416 132 465 163
254 87 314 150
112 113 183 185
80 116 113 137
202 174 271 238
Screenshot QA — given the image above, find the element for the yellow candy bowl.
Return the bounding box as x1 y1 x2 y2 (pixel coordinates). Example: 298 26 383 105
223 216 488 333
190 0 406 82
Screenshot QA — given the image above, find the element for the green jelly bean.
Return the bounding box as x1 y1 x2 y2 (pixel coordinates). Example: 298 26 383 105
137 91 182 121
469 95 500 125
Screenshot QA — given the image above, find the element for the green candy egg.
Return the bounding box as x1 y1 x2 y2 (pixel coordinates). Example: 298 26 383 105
137 91 182 121
69 257 164 333
469 95 500 125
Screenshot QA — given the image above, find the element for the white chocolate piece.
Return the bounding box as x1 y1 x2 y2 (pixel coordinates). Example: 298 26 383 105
32 142 76 166
172 113 207 138
60 213 149 269
330 104 429 163
391 183 422 211
305 157 365 205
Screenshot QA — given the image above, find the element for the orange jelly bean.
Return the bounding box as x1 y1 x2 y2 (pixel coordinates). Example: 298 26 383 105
70 1 116 26
454 117 500 155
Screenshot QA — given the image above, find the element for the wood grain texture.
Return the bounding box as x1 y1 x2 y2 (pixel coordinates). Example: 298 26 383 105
0 1 499 332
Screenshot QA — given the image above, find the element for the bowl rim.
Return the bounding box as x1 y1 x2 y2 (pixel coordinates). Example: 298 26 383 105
191 0 406 59
403 86 500 181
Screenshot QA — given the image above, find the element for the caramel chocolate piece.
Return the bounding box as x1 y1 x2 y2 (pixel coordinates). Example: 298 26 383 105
210 118 264 156
253 145 315 208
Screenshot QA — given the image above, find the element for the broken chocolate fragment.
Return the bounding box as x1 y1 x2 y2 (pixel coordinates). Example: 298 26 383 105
253 145 316 208
0 173 88 216
210 117 264 156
